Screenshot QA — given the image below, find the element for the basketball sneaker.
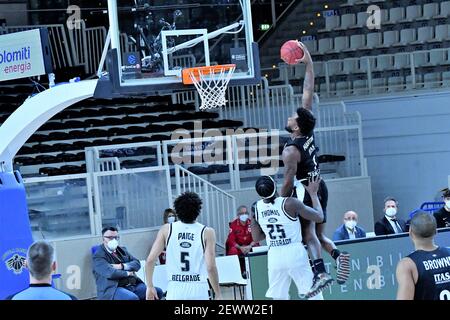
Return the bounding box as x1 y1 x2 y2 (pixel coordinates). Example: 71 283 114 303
299 272 333 299
336 251 351 284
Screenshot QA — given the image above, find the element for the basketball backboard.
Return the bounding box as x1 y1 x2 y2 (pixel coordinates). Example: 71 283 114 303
95 0 260 97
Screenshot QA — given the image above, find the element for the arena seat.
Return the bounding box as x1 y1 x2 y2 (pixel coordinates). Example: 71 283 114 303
431 25 450 42
419 3 439 21
414 26 434 44
386 7 405 25
319 15 340 33
435 1 450 19
338 14 356 30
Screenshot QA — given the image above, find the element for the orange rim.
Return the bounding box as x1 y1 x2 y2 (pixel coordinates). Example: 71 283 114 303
182 64 236 85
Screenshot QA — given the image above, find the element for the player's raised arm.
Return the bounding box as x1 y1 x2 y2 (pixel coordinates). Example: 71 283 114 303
281 146 300 197
298 42 314 112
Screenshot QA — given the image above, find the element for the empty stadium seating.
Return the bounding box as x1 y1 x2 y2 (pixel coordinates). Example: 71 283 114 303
260 0 450 97
0 89 248 177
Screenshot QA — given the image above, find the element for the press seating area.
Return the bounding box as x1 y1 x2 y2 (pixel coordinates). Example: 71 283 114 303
268 0 450 96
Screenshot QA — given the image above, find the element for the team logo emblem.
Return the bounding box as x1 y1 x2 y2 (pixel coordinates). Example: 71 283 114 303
268 218 278 223
2 249 27 275
180 242 192 249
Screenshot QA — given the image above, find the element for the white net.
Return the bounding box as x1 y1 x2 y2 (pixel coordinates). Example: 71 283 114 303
189 65 235 110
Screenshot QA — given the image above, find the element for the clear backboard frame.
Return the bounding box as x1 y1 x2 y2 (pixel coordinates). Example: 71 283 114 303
94 0 260 98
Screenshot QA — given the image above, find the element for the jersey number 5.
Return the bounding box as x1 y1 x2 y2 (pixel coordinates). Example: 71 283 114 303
267 224 286 240
180 252 190 271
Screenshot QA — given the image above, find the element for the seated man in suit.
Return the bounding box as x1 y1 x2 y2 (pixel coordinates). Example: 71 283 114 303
333 211 366 241
375 197 408 236
92 226 162 300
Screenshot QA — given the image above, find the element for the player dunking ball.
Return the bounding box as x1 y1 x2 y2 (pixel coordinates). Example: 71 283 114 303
396 212 450 300
281 41 350 297
251 175 324 300
145 192 222 300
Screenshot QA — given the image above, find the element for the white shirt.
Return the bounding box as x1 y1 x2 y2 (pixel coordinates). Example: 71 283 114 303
386 216 403 234
346 227 356 239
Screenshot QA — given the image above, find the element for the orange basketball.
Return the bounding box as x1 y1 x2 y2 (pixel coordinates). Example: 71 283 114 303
280 40 304 65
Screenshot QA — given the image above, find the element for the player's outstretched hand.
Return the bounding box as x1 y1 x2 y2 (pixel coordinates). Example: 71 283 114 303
305 175 321 196
295 41 313 65
146 286 159 300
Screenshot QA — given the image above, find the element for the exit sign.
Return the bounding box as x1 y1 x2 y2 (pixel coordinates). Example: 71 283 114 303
260 24 271 31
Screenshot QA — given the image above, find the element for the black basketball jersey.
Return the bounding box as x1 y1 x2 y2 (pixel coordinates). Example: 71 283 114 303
407 247 450 300
284 134 320 181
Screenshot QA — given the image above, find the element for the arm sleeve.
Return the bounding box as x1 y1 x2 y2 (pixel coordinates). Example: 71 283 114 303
332 229 342 241
124 252 141 272
374 222 384 236
92 254 128 280
433 212 444 228
226 223 238 248
360 227 366 237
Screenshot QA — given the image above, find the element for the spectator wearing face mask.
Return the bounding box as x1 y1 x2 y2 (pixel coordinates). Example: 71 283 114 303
375 197 408 236
332 211 366 241
92 226 163 300
434 188 450 229
163 208 177 225
159 209 177 265
226 206 259 275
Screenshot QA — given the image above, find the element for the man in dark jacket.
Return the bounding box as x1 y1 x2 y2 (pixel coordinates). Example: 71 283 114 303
92 226 162 300
333 211 366 241
375 197 408 236
433 188 450 228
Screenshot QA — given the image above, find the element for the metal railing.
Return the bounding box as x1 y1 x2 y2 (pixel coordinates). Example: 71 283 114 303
120 32 137 54
85 141 163 173
174 165 236 247
91 166 173 232
222 78 271 128
67 20 87 72
85 26 108 75
22 118 365 241
23 173 94 240
162 135 236 190
23 166 174 241
0 24 74 70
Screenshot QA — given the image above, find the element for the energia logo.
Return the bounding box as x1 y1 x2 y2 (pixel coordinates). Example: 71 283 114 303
0 47 31 65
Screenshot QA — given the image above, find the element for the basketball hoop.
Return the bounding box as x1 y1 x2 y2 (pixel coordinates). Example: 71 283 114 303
182 64 236 110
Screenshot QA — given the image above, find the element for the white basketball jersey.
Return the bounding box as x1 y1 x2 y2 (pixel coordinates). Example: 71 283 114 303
165 221 208 284
255 197 302 247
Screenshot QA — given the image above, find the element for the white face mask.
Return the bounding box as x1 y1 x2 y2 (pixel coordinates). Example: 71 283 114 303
445 200 450 209
239 214 249 222
385 207 397 218
107 239 119 251
345 220 357 230
167 216 176 223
